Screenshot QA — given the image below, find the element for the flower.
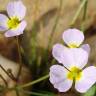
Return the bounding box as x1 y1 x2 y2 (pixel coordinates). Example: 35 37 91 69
49 44 96 93
63 28 84 48
0 1 27 37
49 28 96 93
63 28 90 53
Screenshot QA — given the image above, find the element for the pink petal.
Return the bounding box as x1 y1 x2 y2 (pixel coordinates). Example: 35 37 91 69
63 28 84 47
0 14 9 31
49 65 73 92
7 1 26 20
70 48 88 69
81 44 90 55
4 20 27 37
52 44 88 69
75 66 96 93
52 44 74 69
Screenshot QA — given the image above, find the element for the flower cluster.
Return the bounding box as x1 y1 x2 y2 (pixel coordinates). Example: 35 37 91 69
0 0 26 37
49 28 96 93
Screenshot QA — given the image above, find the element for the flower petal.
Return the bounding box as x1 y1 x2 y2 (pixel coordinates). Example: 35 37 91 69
52 44 74 69
0 14 9 31
7 1 26 20
52 44 66 63
81 44 90 55
70 48 88 69
75 66 96 93
49 65 73 92
4 20 27 37
63 28 84 47
52 44 88 69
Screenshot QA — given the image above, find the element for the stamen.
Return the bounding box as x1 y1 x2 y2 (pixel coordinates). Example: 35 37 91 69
67 67 82 81
68 43 79 48
7 17 19 29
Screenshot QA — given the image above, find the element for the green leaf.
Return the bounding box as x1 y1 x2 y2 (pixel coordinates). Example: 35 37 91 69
21 89 56 96
83 84 96 96
38 90 56 96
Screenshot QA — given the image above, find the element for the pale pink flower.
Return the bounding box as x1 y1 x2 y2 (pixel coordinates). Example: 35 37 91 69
0 1 27 37
49 29 96 93
49 44 96 93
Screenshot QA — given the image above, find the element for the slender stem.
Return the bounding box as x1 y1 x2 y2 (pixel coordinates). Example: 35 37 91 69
70 0 88 26
19 74 49 88
0 74 8 86
80 0 88 31
7 69 18 81
35 0 39 19
0 64 16 81
47 0 63 51
82 0 88 21
16 36 22 81
21 90 48 96
15 89 20 96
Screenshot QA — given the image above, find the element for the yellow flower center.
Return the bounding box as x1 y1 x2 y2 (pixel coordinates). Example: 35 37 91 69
67 67 82 81
68 43 79 48
7 17 20 29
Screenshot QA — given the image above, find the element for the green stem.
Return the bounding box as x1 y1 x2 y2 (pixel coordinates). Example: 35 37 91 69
19 74 49 88
16 36 22 81
21 90 49 96
0 74 8 86
15 90 20 96
47 0 63 51
70 0 88 26
0 64 16 81
82 0 88 21
80 0 88 31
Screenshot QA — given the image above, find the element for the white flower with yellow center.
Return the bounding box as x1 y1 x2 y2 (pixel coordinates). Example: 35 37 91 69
63 28 84 48
49 44 96 93
0 1 26 37
49 28 96 93
62 29 90 54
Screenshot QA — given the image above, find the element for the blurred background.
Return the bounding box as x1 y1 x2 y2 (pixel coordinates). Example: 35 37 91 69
0 0 96 96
